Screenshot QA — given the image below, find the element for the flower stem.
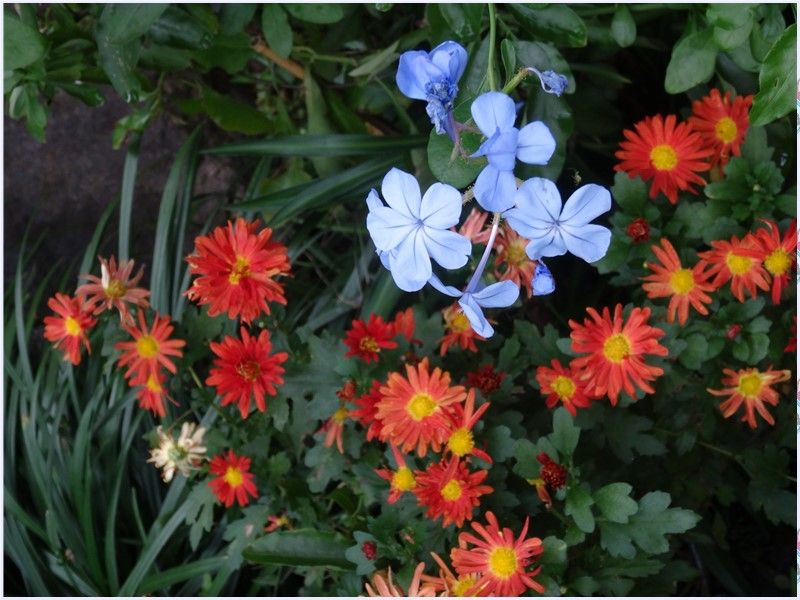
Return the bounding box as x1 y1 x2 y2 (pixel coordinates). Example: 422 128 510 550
501 67 532 94
465 211 501 293
486 3 498 91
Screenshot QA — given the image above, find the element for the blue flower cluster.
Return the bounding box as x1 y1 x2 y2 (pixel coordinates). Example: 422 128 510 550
366 41 612 338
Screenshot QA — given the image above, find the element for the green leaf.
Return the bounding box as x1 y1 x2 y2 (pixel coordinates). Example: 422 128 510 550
349 41 399 78
628 491 700 555
599 521 637 558
611 171 649 213
604 412 666 463
284 4 344 24
507 4 587 48
565 485 595 533
305 71 338 177
500 39 516 82
594 483 638 523
539 536 568 575
219 4 256 34
98 4 167 43
4 13 46 70
201 86 273 135
427 126 485 189
611 5 636 48
486 426 516 462
439 4 484 40
707 4 754 50
749 24 796 126
148 6 213 50
664 28 718 94
261 4 292 58
511 40 575 94
550 407 580 458
205 133 425 157
193 32 252 74
243 530 351 569
497 335 520 373
678 333 708 371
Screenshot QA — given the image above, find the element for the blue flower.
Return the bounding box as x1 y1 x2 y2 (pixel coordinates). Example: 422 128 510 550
396 41 468 138
470 92 556 213
532 261 555 296
505 178 612 263
428 274 519 338
366 168 471 292
528 67 568 97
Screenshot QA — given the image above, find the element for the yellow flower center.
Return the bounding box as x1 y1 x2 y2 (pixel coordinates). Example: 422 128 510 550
506 241 528 267
146 374 162 393
359 336 380 353
447 311 472 334
228 255 251 285
737 373 763 398
391 466 416 491
551 375 576 400
440 479 463 501
136 335 160 359
602 333 631 363
725 252 752 275
714 117 738 143
406 392 437 421
333 407 349 424
451 575 479 596
669 268 695 294
64 316 82 336
764 248 791 276
105 279 127 299
447 427 474 457
649 144 678 171
223 466 244 487
236 360 261 383
488 547 518 579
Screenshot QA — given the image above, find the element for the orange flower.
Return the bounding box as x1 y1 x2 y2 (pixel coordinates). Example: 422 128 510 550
264 514 291 533
351 379 384 441
699 234 770 303
493 224 537 297
459 207 491 244
375 445 417 504
376 358 467 456
344 314 398 363
76 256 149 324
439 303 485 356
420 552 485 597
688 89 752 168
185 218 290 323
115 310 185 381
708 367 791 429
615 114 712 204
749 218 797 305
444 389 492 463
451 511 544 596
322 405 349 454
43 293 97 365
208 450 258 507
392 307 417 343
413 457 493 528
364 563 430 597
641 237 715 325
535 359 594 416
569 304 668 406
130 370 171 417
206 327 288 419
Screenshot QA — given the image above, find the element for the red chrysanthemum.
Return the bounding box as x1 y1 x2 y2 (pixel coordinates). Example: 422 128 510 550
443 389 492 463
130 370 170 417
115 310 185 381
344 314 398 363
699 234 770 303
206 327 288 419
375 445 417 504
493 224 537 297
185 218 290 323
641 237 716 325
76 255 149 325
439 304 485 356
615 114 712 204
465 364 505 397
351 379 384 441
708 366 791 429
451 511 544 596
537 453 567 489
413 457 493 528
626 217 651 243
688 89 752 168
535 359 594 416
208 450 258 507
569 304 668 406
43 293 97 365
749 218 797 305
392 307 417 343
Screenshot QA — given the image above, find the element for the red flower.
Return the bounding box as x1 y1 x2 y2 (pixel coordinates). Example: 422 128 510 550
537 453 567 489
208 450 258 507
465 364 505 397
439 304 485 356
786 316 796 353
444 389 492 463
350 379 384 441
115 310 185 381
413 457 493 528
535 359 594 416
130 370 170 417
615 114 712 204
708 366 791 429
626 217 651 243
344 314 398 363
206 327 288 419
725 323 742 340
185 218 290 323
699 234 770 303
392 307 417 343
43 293 97 365
375 445 417 504
688 89 752 168
76 256 150 325
749 218 797 305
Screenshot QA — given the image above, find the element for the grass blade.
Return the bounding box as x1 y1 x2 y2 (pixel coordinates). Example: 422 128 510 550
118 133 141 262
203 133 426 157
137 556 227 595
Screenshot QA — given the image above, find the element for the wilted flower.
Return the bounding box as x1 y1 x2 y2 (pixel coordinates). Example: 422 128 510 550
364 563 430 597
76 256 150 325
147 422 206 483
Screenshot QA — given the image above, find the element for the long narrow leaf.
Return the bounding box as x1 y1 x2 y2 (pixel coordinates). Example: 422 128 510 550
78 198 119 283
137 556 228 595
203 134 426 157
118 134 141 262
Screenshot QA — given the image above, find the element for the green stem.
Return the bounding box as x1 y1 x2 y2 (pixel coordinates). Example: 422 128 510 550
486 3 498 91
502 67 532 94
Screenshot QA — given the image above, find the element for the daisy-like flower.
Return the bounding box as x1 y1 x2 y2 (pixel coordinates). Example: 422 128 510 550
626 217 651 243
322 405 349 453
264 514 291 533
699 234 770 303
749 218 797 305
206 327 288 419
208 450 258 507
351 379 384 442
364 563 431 597
376 358 467 456
43 293 97 365
493 224 537 297
459 207 492 245
76 256 149 324
615 114 712 204
451 511 544 596
376 445 417 504
466 364 505 397
535 359 594 416
708 366 791 429
444 389 492 463
413 457 493 528
688 89 752 168
420 552 485 597
131 369 171 416
439 304 485 356
641 237 716 325
569 304 668 406
115 310 185 381
147 422 206 482
185 218 290 323
392 307 417 343
344 314 398 363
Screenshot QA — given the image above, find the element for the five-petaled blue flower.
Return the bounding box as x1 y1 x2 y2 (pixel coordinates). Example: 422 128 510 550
366 168 471 292
429 275 520 338
505 178 612 263
396 41 468 139
471 91 556 213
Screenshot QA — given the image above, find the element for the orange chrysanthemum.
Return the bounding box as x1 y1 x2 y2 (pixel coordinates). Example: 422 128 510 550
115 310 185 381
458 207 492 244
392 307 417 343
43 293 97 365
376 358 467 456
439 304 485 356
699 234 770 303
413 457 493 528
185 218 290 323
365 563 430 597
420 552 485 597
493 224 537 297
76 256 149 324
130 370 171 417
351 379 384 442
535 359 594 416
749 219 797 305
451 511 544 596
322 405 349 454
206 327 288 419
569 304 668 406
688 89 752 168
708 367 791 429
641 237 715 325
208 450 258 507
443 389 492 463
375 445 417 504
615 114 712 204
344 314 398 362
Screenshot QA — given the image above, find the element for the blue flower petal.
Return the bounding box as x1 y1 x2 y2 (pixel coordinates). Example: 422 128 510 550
472 280 519 308
516 122 556 165
459 294 494 338
559 223 612 263
560 184 612 226
484 129 519 171
525 231 567 260
423 228 471 269
366 206 416 251
470 91 517 137
532 262 555 296
429 41 468 83
474 165 517 212
396 51 444 100
381 168 422 219
428 273 462 297
366 188 383 212
389 230 431 291
377 248 393 270
514 177 562 223
419 182 462 228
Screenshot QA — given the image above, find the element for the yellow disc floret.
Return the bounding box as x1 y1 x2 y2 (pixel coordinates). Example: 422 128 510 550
602 333 631 363
406 392 437 421
649 144 678 171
